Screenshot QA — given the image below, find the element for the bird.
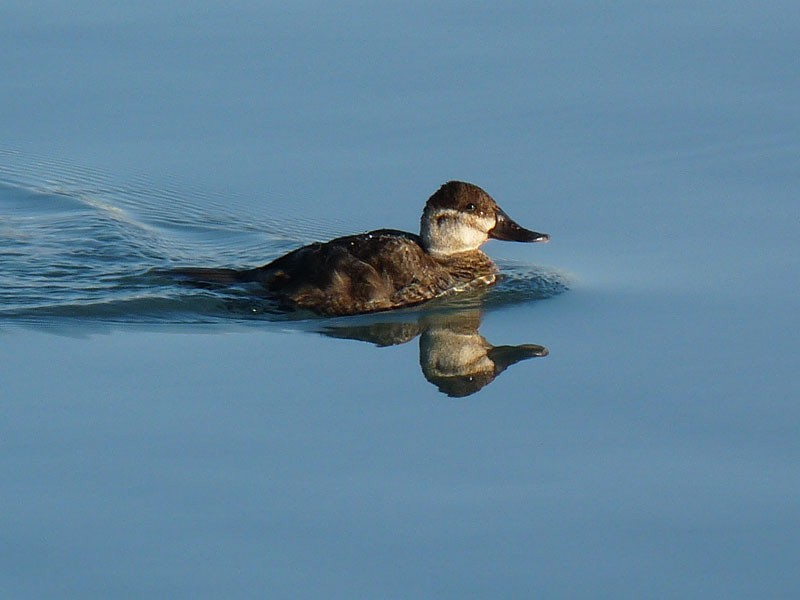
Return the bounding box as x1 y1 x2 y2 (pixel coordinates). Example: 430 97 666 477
172 181 549 316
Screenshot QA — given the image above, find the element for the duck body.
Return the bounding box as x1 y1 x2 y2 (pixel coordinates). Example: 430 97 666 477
237 228 498 315
174 181 549 316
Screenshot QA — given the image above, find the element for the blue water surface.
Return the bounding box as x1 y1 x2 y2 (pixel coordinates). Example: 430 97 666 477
2 2 799 598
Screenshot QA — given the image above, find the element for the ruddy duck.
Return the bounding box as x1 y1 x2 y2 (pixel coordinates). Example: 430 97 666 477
175 181 549 315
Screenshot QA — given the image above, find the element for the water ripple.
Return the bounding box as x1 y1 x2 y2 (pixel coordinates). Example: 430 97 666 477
1 151 569 327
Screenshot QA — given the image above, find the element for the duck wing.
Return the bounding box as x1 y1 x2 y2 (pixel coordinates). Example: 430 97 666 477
244 229 442 315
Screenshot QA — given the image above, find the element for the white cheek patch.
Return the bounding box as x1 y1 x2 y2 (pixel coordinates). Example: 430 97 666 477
438 217 484 247
423 209 494 255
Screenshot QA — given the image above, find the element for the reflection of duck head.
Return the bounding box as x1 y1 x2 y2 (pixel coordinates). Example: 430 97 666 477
418 311 547 397
322 305 547 398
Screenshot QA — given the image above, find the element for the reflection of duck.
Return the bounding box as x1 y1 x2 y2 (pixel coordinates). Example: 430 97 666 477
323 307 547 397
173 181 549 316
419 311 547 397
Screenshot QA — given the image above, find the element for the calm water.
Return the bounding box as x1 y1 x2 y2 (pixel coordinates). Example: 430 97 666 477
2 2 799 598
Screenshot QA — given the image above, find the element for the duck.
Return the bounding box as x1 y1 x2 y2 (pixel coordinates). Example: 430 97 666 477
173 181 549 316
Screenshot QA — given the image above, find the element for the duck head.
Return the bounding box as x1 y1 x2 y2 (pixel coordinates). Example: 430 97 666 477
420 181 549 257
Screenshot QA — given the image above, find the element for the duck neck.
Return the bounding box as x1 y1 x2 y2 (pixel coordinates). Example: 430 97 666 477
420 215 486 258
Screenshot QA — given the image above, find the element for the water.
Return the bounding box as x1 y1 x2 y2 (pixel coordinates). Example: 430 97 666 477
2 2 799 598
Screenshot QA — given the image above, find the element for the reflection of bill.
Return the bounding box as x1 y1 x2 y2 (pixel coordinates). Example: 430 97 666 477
323 308 547 398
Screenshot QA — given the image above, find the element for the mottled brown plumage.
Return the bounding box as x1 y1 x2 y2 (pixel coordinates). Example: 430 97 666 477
238 229 497 315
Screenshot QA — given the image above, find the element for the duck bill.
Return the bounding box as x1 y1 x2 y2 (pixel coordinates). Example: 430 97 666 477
489 209 550 243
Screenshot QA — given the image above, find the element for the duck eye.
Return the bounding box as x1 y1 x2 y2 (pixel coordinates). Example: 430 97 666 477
465 203 476 212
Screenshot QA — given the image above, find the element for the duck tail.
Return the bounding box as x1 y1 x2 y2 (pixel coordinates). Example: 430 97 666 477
162 267 254 287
